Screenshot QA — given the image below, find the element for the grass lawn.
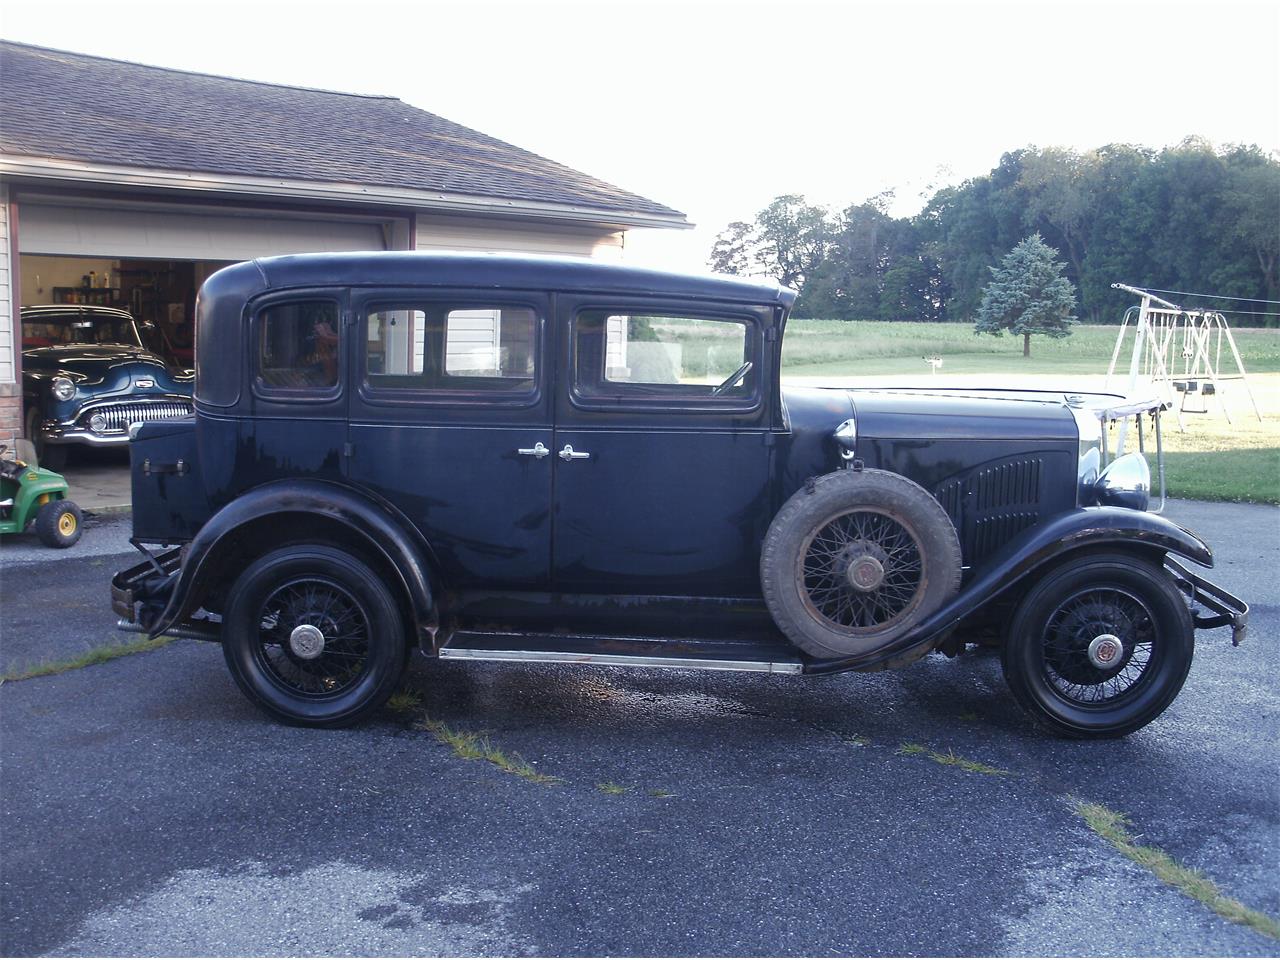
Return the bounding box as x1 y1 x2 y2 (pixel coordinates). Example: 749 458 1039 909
778 321 1280 504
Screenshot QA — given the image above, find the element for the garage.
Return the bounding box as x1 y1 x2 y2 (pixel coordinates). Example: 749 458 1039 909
0 40 690 487
17 196 410 369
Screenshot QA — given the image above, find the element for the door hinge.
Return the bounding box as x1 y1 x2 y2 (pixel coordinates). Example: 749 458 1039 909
342 442 355 458
765 327 779 342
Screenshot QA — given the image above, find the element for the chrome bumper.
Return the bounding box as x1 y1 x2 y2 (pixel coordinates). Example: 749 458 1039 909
1165 557 1249 645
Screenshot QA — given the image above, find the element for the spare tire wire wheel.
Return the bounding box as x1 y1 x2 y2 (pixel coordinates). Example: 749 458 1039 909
761 469 962 660
800 510 925 632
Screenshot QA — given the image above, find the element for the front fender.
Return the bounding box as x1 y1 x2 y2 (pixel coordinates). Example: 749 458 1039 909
147 479 439 641
805 507 1213 674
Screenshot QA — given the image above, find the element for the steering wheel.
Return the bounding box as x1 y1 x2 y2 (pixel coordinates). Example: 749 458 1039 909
711 361 753 396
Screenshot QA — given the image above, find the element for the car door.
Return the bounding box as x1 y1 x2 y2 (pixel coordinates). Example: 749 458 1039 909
345 288 553 589
552 296 775 597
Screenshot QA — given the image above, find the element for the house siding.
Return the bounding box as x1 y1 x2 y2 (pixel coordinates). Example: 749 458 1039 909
0 184 19 451
415 214 623 259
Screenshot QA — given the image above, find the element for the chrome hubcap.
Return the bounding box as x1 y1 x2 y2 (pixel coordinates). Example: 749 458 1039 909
288 623 326 660
1087 633 1124 669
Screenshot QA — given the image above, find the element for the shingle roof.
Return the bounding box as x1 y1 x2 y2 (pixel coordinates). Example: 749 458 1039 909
0 41 686 223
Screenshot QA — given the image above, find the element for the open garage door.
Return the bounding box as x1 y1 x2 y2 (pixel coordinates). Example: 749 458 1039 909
18 200 398 261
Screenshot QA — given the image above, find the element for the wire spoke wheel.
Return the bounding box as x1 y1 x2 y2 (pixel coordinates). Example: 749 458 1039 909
1001 552 1194 739
254 576 374 698
761 469 961 660
800 509 926 633
1040 587 1157 706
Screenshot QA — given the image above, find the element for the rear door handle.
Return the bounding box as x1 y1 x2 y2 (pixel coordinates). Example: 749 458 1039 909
517 442 550 459
559 445 590 461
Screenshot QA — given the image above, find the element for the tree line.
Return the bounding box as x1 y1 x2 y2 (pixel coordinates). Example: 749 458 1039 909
709 138 1280 326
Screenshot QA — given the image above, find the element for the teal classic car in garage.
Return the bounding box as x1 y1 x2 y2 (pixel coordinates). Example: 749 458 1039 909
21 305 193 469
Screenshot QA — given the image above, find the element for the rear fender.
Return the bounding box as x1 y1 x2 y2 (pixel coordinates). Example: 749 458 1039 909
805 506 1213 674
146 480 439 644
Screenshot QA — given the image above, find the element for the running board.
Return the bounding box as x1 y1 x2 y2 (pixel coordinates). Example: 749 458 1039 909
439 630 805 674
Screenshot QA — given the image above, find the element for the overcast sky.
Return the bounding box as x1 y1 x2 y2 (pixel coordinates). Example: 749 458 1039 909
2 0 1276 270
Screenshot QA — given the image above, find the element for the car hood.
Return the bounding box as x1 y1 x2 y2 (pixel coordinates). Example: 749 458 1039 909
784 385 1080 441
23 345 192 385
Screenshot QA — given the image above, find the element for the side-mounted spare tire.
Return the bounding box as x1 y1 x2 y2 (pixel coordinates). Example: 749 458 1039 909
761 469 962 661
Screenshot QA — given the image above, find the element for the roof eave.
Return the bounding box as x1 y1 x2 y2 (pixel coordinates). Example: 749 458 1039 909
0 154 694 231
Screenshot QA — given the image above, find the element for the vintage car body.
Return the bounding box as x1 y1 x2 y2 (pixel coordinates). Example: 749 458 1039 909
112 252 1246 736
22 305 194 469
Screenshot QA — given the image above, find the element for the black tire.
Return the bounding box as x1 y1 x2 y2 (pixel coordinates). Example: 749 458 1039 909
35 499 82 548
761 469 962 659
222 545 408 727
1001 552 1194 739
25 406 66 472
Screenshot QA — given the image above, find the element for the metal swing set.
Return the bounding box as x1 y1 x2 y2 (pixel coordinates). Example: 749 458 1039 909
1105 282 1264 432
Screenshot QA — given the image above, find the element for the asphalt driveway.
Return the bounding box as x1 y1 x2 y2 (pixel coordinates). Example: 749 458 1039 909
1 501 1277 956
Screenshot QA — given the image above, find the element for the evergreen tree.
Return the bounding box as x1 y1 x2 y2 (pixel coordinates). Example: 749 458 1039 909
974 234 1077 356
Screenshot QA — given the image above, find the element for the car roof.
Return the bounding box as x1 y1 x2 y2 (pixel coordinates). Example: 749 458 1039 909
231 251 798 307
21 304 136 321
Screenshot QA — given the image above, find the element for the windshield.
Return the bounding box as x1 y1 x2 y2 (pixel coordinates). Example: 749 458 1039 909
22 314 143 349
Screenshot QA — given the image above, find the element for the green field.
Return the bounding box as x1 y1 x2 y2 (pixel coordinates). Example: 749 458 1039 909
780 320 1280 377
778 321 1280 504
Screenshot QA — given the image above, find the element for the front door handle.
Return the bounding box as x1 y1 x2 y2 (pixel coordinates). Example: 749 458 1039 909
517 442 550 459
558 444 590 462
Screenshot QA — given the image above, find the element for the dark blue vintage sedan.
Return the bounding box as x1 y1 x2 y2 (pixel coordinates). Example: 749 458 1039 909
22 305 193 469
111 253 1246 737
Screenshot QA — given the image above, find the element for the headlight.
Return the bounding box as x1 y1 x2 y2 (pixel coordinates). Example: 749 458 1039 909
1094 452 1150 511
51 376 75 402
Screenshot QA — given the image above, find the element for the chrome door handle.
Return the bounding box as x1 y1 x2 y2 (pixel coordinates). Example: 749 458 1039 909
517 442 550 459
558 444 590 461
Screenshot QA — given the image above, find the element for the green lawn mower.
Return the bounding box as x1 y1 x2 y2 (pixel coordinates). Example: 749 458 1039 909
0 441 83 548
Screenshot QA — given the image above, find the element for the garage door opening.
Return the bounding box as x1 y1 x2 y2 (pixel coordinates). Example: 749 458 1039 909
20 255 232 368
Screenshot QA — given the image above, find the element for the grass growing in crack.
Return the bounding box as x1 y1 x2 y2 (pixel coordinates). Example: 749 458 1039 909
1 636 174 682
597 782 630 796
416 718 560 786
844 734 870 747
385 689 422 714
647 788 676 799
897 742 1009 776
1076 801 1280 941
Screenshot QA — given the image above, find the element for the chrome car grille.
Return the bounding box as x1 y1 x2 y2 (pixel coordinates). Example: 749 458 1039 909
80 400 194 433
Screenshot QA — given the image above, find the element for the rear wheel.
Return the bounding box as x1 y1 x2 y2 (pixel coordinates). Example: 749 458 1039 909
1001 552 1194 738
222 545 408 727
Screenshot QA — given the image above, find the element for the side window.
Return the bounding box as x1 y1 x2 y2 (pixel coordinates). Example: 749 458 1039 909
365 304 536 395
257 301 341 392
574 309 755 402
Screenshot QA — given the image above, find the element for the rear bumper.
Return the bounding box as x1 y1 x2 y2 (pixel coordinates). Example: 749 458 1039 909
1165 557 1249 645
111 547 182 627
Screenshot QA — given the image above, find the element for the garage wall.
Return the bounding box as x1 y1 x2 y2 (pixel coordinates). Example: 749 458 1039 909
0 183 18 450
0 184 12 385
415 214 624 259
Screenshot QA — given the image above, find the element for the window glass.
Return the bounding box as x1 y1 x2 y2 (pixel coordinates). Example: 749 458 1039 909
575 310 753 400
366 305 536 393
257 301 341 391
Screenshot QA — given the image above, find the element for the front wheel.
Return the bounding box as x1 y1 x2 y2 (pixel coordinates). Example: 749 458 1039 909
35 499 82 548
1002 552 1194 739
222 545 408 727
